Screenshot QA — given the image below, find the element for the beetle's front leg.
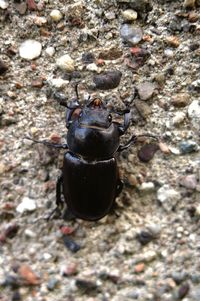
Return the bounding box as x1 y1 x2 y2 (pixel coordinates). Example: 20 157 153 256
117 134 137 152
118 110 131 135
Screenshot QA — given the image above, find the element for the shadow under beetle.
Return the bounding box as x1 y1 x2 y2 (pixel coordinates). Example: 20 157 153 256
27 85 156 221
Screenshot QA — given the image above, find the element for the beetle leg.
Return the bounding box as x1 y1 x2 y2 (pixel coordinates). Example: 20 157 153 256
115 178 124 197
117 134 137 152
46 174 64 220
25 137 68 149
118 110 132 135
118 133 159 152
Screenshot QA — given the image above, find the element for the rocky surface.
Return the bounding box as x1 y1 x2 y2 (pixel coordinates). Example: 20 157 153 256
0 0 200 300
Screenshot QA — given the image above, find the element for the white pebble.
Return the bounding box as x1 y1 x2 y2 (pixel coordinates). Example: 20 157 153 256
86 63 98 72
19 40 42 60
43 253 52 260
0 0 8 9
172 112 186 125
122 9 137 21
49 78 69 88
25 229 36 238
45 46 55 57
164 48 174 58
50 9 63 22
139 182 155 192
188 100 200 128
16 197 37 213
56 54 75 72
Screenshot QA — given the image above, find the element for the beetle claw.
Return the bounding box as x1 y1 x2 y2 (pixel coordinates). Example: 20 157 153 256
45 207 62 221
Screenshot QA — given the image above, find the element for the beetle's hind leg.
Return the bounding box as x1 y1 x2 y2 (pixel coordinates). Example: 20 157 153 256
46 174 64 220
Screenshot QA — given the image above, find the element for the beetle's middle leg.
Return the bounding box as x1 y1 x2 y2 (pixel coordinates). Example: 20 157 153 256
46 174 64 220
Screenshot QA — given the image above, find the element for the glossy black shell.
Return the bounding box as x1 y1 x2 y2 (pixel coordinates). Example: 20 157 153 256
62 152 118 221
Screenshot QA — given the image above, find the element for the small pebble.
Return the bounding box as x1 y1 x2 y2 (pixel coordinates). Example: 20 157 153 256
122 9 138 21
177 282 190 299
45 47 55 57
0 59 8 75
16 197 37 213
75 279 98 294
136 230 155 245
138 143 159 162
179 174 197 189
4 223 19 239
18 264 40 285
82 52 95 64
49 78 69 88
166 36 180 48
134 100 152 119
184 0 196 8
159 141 171 154
50 9 62 22
172 112 186 125
86 63 98 72
60 262 78 276
134 263 145 273
19 40 42 60
188 100 200 129
12 290 21 301
136 82 155 101
139 182 155 192
0 0 9 9
24 229 36 238
15 2 27 15
47 277 59 291
98 47 123 60
120 24 143 45
27 0 37 10
179 140 198 154
2 275 20 289
56 54 75 72
157 184 181 211
63 235 80 253
195 205 200 216
164 49 174 58
171 93 190 107
93 70 122 90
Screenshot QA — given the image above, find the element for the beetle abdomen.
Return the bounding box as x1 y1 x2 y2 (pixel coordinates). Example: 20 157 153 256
63 152 118 221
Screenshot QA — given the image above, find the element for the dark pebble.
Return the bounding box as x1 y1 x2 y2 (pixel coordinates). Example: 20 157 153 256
138 143 159 162
189 43 199 51
75 279 98 294
93 70 122 90
12 290 21 301
98 47 123 60
0 60 8 75
172 271 188 285
177 282 190 299
47 278 59 291
136 230 154 245
179 140 198 154
2 275 20 289
63 235 81 253
82 52 95 64
4 223 19 239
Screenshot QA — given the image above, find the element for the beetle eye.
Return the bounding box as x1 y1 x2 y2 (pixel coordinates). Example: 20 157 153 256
108 114 112 122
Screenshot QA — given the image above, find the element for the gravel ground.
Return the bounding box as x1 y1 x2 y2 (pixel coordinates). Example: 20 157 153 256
0 0 200 300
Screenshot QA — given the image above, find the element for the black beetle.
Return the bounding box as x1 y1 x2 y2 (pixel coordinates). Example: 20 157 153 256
27 85 156 221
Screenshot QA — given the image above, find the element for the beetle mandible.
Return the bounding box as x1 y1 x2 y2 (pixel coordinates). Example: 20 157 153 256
27 85 155 221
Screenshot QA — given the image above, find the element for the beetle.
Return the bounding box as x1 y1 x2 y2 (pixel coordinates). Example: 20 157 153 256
27 85 156 221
